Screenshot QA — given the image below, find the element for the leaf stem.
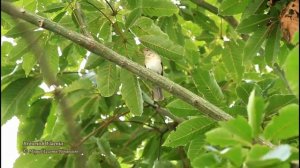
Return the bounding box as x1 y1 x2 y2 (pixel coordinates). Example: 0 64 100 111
190 0 249 40
75 111 129 147
72 2 93 39
104 0 117 16
84 0 126 41
273 63 294 94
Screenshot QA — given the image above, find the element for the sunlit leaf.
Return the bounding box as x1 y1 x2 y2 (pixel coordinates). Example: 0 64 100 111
164 116 215 147
264 104 299 141
120 69 143 116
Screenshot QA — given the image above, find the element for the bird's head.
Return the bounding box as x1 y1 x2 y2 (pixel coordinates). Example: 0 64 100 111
143 48 150 54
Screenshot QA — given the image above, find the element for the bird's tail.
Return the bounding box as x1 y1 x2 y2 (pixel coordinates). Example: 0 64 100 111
153 86 164 101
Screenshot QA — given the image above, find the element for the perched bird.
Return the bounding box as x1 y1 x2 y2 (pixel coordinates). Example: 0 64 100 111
143 48 164 101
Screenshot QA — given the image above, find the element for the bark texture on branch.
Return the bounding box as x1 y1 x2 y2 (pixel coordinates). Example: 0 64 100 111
1 1 233 122
1 0 274 147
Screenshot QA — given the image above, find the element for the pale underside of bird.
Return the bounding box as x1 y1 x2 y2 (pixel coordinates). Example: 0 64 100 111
143 48 164 101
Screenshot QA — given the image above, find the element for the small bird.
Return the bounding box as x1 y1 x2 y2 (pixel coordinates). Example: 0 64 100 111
143 48 164 101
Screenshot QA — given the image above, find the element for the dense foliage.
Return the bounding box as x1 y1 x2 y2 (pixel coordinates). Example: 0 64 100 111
1 0 299 167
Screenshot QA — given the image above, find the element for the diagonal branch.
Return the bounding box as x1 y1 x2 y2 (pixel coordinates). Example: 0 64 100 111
190 0 249 40
1 1 273 147
190 0 239 28
1 1 232 122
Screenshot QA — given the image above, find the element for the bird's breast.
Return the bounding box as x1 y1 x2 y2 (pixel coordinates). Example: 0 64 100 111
145 60 162 74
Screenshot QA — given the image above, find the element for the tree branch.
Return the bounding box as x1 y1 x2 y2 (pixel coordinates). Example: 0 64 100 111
190 0 238 28
1 2 273 147
76 111 129 147
13 20 86 168
190 0 249 40
104 0 117 16
72 2 93 39
1 1 233 122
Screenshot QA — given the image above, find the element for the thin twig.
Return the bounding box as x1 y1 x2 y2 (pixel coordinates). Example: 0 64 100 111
84 0 126 41
142 92 185 124
75 111 129 147
114 120 161 132
85 0 114 24
273 63 294 94
72 2 93 38
104 0 116 15
190 0 248 40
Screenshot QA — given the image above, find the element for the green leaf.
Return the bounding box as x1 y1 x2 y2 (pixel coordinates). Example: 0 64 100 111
265 94 298 114
243 27 269 62
65 156 76 168
140 0 178 17
166 99 199 117
64 78 94 93
264 104 299 141
41 43 59 85
291 31 299 45
236 14 273 33
219 0 249 15
241 0 268 20
8 34 42 62
264 23 281 66
97 138 121 168
245 145 276 167
163 116 215 147
96 61 118 97
158 16 185 45
192 67 225 107
131 17 170 40
153 160 174 168
192 10 219 33
53 11 67 22
120 69 143 116
236 82 262 104
247 90 264 138
81 96 100 120
99 21 112 42
4 22 37 38
2 67 27 91
284 46 299 98
84 0 105 10
191 153 221 168
22 52 37 76
17 99 51 152
126 0 140 9
125 8 142 29
14 155 62 168
1 77 41 125
187 138 205 161
1 41 14 66
142 136 160 163
222 146 247 167
85 53 105 69
42 3 65 13
220 116 253 143
246 144 270 160
87 152 102 167
139 35 184 61
278 44 290 66
206 127 251 147
41 102 58 139
222 41 244 82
